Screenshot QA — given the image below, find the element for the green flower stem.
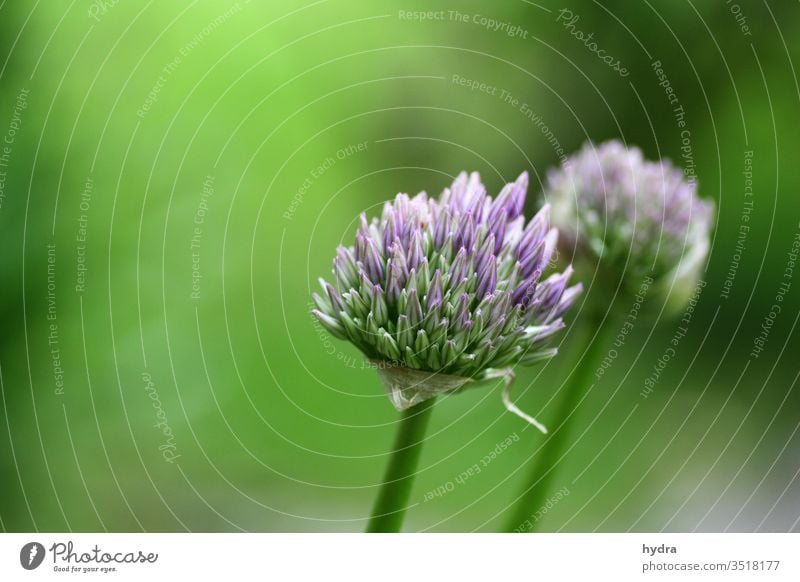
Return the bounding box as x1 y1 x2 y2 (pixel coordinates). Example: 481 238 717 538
503 313 615 532
367 398 437 532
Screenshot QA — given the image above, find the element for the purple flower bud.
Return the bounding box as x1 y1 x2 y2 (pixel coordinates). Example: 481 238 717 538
516 204 549 260
508 171 528 218
362 236 384 284
452 293 471 331
406 288 423 327
519 228 558 279
435 208 453 249
324 281 344 313
476 255 497 299
449 247 470 286
454 211 475 252
552 282 583 320
408 230 425 271
313 170 581 376
489 292 511 323
537 267 572 314
512 277 537 307
475 233 495 276
483 213 505 256
426 269 443 310
382 210 397 255
386 243 408 303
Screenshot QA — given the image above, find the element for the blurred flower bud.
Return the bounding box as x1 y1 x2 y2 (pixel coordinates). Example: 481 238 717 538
546 140 714 308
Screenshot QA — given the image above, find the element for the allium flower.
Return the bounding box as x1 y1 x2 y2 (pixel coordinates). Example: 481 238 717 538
312 171 582 421
546 140 714 296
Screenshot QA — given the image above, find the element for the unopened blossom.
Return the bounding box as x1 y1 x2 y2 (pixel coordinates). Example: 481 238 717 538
312 171 582 380
546 140 714 295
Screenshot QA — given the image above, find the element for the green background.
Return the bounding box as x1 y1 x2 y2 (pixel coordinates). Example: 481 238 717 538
0 0 798 532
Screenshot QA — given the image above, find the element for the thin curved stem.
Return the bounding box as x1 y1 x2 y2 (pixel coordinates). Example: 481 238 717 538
367 398 437 532
503 316 614 532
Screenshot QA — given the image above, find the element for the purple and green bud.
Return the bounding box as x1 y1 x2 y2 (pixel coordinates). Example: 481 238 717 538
313 171 582 378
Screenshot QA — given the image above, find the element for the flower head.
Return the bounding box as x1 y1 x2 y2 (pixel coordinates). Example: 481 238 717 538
546 140 714 297
312 171 582 381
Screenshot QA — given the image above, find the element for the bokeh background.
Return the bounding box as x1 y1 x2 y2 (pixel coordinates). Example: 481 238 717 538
1 0 798 532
